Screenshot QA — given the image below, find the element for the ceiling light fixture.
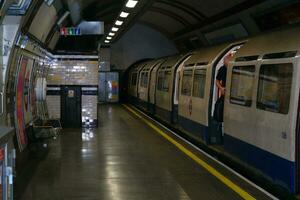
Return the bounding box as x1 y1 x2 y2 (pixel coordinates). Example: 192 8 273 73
115 20 123 26
126 0 138 8
104 40 110 43
108 32 115 36
112 27 119 32
120 11 129 18
106 36 112 40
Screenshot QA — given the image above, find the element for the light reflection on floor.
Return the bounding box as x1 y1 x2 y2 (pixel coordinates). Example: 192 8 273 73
81 128 95 141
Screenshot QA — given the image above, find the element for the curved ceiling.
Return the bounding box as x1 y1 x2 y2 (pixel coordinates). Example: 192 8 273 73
55 0 267 52
76 0 265 38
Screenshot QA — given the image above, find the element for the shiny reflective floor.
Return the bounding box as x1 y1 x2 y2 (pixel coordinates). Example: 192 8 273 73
16 104 273 200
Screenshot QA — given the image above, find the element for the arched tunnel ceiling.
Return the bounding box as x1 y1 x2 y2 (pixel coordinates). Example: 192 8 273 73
78 0 264 37
55 0 269 52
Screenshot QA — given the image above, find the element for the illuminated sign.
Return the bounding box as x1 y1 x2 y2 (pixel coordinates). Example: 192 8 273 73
60 27 81 36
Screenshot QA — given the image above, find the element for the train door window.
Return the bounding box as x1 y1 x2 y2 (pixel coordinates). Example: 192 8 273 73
157 71 163 91
141 72 149 88
181 70 193 96
257 63 293 114
230 65 255 107
193 69 206 98
157 71 171 92
140 72 144 87
131 73 137 86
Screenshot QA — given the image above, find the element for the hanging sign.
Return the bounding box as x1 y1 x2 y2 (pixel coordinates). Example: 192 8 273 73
60 27 81 36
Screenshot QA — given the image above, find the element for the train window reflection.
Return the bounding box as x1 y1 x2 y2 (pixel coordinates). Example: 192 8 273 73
230 66 255 107
181 70 193 96
193 69 206 98
257 63 293 114
157 71 171 92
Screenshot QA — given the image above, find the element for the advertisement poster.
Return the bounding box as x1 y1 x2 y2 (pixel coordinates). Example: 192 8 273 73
24 58 34 124
30 61 38 118
15 56 28 150
0 148 5 200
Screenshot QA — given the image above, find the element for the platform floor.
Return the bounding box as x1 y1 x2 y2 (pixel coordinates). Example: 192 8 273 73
16 104 274 200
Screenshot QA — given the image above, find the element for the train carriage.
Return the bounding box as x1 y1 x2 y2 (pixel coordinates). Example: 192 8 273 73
128 26 300 194
225 27 300 193
137 60 163 112
155 55 191 123
148 59 166 114
128 63 146 104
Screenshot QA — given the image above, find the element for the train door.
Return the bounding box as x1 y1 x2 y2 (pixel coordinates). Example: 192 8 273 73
172 55 192 124
61 86 82 128
209 45 241 144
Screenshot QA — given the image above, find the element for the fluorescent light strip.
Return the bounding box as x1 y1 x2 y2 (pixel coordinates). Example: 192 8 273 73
115 20 123 26
112 27 119 32
106 36 112 40
108 32 115 36
126 0 138 8
120 11 129 18
104 40 110 43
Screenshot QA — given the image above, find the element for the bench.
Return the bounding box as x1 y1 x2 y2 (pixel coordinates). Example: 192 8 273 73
29 118 62 143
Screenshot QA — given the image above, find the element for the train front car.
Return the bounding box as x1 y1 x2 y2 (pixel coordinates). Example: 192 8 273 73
225 27 300 193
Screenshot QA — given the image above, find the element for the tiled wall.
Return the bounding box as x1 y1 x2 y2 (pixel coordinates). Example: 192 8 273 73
47 59 98 85
47 58 98 127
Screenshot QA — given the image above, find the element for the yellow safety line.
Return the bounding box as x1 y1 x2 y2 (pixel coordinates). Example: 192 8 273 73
123 104 256 200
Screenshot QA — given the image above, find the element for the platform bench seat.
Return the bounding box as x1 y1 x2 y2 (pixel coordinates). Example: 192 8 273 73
29 118 62 142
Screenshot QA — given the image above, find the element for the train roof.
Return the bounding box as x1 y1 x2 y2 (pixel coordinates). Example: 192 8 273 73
233 26 300 61
184 40 245 67
159 54 190 70
141 59 165 71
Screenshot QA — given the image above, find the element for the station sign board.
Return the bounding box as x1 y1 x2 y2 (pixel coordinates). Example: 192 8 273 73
60 27 81 36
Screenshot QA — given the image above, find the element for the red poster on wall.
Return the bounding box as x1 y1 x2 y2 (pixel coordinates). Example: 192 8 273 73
30 62 38 118
0 148 5 199
15 56 28 151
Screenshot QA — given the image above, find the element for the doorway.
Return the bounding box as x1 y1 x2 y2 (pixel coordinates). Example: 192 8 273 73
98 72 119 103
61 86 82 128
209 44 242 144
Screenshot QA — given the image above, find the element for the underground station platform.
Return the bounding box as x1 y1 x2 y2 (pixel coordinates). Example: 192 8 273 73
0 0 300 199
16 104 275 200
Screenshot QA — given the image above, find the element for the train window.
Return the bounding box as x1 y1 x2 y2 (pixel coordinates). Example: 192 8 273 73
230 66 255 107
181 70 193 96
257 63 293 114
193 69 206 98
235 55 259 62
185 63 195 67
196 62 209 66
157 71 171 92
131 73 137 86
263 51 297 59
140 72 149 88
140 73 144 87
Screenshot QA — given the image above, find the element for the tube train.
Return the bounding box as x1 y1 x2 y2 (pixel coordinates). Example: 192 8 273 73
127 27 300 194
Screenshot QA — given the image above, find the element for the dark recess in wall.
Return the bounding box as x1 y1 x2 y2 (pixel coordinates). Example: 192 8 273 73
54 35 101 53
